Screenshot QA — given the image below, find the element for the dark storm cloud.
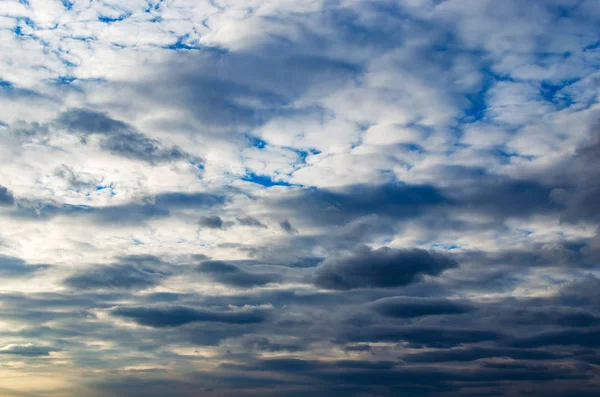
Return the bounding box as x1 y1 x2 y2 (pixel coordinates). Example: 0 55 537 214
197 260 281 287
0 184 15 206
0 255 48 277
111 305 271 327
314 247 458 290
369 297 473 318
339 326 504 348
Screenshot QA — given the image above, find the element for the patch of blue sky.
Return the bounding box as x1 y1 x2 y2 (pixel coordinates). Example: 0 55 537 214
431 243 462 251
145 0 164 12
61 0 73 10
53 76 77 86
70 35 97 42
540 79 578 108
493 148 535 163
242 172 293 188
13 17 38 38
189 161 204 170
98 12 132 24
246 135 267 149
400 143 423 153
96 184 116 197
164 35 204 51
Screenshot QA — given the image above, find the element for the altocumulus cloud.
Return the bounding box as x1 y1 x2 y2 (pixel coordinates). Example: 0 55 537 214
111 305 272 328
0 0 599 396
314 247 458 290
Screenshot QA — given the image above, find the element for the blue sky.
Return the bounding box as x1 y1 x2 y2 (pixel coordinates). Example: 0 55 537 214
0 0 600 396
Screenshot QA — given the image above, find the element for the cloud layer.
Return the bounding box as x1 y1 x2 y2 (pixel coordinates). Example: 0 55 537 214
0 0 599 396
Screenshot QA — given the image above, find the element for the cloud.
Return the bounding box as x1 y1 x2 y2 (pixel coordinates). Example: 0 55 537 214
197 260 281 287
279 219 297 234
511 329 600 348
403 347 565 363
237 216 267 228
339 326 504 348
56 108 129 135
0 255 47 277
198 215 233 229
64 263 169 291
0 0 599 396
0 184 15 206
369 297 473 318
314 247 458 290
273 184 448 226
111 305 271 328
52 108 199 165
0 343 56 357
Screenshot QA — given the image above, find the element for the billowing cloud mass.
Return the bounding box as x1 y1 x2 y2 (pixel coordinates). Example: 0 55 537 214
0 0 599 396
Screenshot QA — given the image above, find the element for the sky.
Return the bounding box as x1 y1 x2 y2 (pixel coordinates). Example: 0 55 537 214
0 0 599 396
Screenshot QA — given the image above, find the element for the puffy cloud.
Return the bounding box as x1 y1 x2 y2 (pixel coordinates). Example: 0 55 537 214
197 260 281 287
314 247 458 290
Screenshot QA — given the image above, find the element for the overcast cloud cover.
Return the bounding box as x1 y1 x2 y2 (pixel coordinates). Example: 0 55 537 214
0 0 599 396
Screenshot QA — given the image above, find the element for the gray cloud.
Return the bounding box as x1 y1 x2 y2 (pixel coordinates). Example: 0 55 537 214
0 343 57 357
369 297 473 318
111 305 271 328
339 325 505 348
198 215 234 229
237 216 267 228
0 255 48 278
64 263 169 291
197 260 281 288
314 247 458 290
0 0 599 396
0 185 15 206
54 108 200 165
